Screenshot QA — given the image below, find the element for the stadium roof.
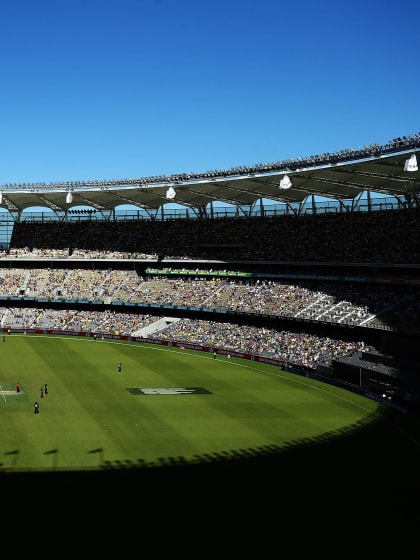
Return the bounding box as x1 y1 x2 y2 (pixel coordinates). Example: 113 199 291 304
0 134 419 216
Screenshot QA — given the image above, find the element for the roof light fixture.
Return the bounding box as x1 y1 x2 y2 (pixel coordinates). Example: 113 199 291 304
166 186 176 199
279 174 292 189
404 154 418 172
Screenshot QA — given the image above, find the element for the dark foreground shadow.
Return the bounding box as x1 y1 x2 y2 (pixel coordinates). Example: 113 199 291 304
3 408 420 526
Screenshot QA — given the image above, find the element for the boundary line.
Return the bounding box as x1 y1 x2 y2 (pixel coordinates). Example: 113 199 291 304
0 384 7 403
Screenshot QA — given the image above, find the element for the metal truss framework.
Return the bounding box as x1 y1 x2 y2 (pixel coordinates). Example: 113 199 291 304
0 134 419 220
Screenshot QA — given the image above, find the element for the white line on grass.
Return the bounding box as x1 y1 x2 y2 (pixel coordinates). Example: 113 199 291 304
0 385 7 403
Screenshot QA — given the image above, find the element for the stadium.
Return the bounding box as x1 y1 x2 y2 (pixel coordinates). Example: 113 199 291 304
0 133 419 512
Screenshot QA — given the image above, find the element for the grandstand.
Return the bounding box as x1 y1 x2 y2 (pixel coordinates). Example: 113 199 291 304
0 133 418 407
0 134 419 509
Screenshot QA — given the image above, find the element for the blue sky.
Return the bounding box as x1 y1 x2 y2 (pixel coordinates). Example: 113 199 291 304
0 0 419 186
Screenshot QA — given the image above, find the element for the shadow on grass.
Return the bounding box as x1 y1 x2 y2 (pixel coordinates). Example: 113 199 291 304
2 407 419 512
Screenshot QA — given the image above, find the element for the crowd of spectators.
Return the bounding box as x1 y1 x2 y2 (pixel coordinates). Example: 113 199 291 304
149 318 370 370
0 208 418 371
0 268 417 332
0 267 416 370
0 307 156 336
0 307 370 370
7 208 420 263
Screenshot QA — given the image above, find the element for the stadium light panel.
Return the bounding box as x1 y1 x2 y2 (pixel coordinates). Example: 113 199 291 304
279 174 292 189
404 154 418 172
166 186 176 199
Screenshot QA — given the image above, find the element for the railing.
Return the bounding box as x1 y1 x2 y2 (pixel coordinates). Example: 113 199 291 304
8 194 409 223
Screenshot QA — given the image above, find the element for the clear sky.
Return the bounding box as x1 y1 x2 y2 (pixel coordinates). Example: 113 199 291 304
0 0 419 186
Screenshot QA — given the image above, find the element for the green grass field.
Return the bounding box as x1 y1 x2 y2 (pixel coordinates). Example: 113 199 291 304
0 332 394 474
2 332 420 529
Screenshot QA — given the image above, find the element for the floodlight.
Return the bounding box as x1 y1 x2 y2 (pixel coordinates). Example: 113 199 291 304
404 154 418 172
279 174 292 189
66 191 73 204
166 186 176 199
